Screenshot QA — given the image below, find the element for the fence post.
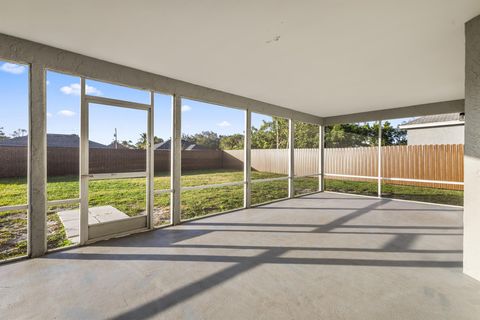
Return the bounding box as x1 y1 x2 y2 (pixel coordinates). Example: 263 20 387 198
288 119 295 198
171 94 182 225
378 120 382 198
28 63 47 257
244 110 251 208
319 124 325 192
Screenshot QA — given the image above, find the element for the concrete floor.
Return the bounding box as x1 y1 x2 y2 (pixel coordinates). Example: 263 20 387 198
1 192 480 320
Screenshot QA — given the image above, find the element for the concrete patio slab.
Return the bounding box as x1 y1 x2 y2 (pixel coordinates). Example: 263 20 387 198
2 192 480 320
58 206 130 242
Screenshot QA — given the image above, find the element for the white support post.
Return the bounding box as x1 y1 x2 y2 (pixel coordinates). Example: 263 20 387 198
377 120 382 198
28 63 47 257
288 119 295 198
171 94 182 225
464 15 480 281
319 124 325 192
79 77 89 244
146 92 154 229
244 110 252 208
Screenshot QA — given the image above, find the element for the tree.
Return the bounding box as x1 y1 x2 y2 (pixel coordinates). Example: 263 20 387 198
136 133 148 149
182 131 220 149
218 118 321 150
251 117 289 149
294 122 319 148
136 133 163 150
325 122 406 147
179 119 406 151
250 117 323 149
219 134 244 150
12 128 27 138
0 127 7 141
378 121 407 146
325 124 370 148
120 140 136 149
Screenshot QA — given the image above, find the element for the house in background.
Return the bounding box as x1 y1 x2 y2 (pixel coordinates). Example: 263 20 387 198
107 141 131 149
0 135 210 150
399 113 465 145
0 133 109 148
154 139 207 150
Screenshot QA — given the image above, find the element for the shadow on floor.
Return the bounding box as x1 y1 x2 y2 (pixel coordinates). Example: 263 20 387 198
257 206 461 212
41 196 464 319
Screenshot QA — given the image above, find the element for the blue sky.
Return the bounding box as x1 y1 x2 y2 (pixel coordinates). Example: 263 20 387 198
0 62 29 136
0 60 271 145
1 60 410 145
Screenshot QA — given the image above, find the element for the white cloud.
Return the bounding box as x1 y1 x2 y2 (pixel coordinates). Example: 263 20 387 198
0 63 26 75
217 121 231 127
60 83 102 96
181 105 192 112
58 109 76 117
47 112 53 118
86 85 102 96
46 80 50 86
60 84 78 95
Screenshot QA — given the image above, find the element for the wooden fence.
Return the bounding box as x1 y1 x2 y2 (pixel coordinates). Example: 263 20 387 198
381 144 464 190
0 145 464 190
0 147 224 178
224 145 464 190
324 147 378 182
223 149 319 176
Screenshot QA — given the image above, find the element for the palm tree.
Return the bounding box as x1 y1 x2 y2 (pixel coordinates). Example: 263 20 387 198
136 133 148 149
136 133 163 149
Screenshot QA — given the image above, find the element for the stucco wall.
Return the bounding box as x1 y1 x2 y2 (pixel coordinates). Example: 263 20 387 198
464 15 480 281
406 125 464 145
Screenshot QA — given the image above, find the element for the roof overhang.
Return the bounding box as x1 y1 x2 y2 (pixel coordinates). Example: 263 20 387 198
399 120 465 130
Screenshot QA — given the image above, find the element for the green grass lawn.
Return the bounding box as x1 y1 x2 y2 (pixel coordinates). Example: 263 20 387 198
325 179 464 206
0 169 293 260
0 169 463 260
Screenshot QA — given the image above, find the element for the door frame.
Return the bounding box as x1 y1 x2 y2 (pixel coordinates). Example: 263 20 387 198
79 78 154 244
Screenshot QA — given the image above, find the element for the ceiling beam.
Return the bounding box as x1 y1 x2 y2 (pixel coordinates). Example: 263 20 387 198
323 99 464 125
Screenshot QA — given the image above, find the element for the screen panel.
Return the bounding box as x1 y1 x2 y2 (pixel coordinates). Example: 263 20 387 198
324 122 378 197
251 179 289 205
294 121 320 196
180 99 245 220
0 60 29 260
153 92 173 227
251 113 289 181
380 115 464 206
181 185 243 220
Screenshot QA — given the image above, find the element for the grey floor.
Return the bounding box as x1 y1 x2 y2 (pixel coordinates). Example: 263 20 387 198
1 192 480 320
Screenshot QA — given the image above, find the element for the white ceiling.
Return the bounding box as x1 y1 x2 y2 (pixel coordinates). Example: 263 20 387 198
0 0 479 117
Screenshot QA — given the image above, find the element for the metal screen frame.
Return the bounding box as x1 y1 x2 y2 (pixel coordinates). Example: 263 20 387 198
79 84 154 243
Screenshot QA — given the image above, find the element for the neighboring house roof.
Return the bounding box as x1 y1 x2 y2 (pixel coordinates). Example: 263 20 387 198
399 113 465 130
184 143 206 150
153 140 172 150
0 134 108 148
154 139 208 150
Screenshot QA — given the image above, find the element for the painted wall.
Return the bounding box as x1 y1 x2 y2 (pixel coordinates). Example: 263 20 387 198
406 125 464 145
464 15 480 281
